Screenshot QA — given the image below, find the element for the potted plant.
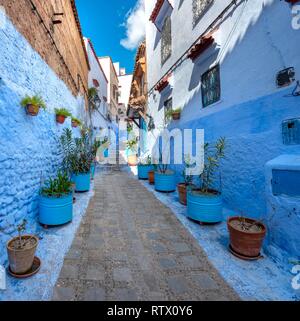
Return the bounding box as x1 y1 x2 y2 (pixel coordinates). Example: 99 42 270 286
60 129 93 192
20 94 46 116
6 220 39 275
39 171 73 226
71 117 82 128
187 137 226 223
138 155 154 180
154 162 176 193
90 139 101 180
55 108 71 124
126 138 138 166
171 107 182 120
177 156 194 205
227 216 267 259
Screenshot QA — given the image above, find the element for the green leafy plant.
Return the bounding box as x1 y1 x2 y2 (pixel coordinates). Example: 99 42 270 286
173 107 182 113
71 116 82 126
126 138 138 153
165 107 182 122
88 87 98 99
198 137 226 194
20 95 46 110
55 108 71 118
41 171 72 198
181 155 194 185
91 139 101 159
60 128 94 175
139 155 152 165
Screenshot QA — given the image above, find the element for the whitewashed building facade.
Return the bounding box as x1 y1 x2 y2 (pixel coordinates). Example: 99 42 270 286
144 0 300 260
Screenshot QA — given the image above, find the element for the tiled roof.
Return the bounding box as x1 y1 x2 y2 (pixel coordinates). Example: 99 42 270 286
70 0 90 70
150 0 165 22
155 74 171 92
187 36 215 61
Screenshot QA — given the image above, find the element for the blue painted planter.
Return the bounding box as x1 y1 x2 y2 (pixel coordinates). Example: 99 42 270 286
104 149 109 158
138 165 154 180
154 171 176 192
39 193 73 226
187 190 223 223
91 163 96 180
72 173 91 192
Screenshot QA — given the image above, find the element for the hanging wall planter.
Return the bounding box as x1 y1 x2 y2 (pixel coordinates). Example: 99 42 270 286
71 117 82 128
20 94 46 116
39 172 73 226
7 220 39 276
55 108 71 124
227 216 266 260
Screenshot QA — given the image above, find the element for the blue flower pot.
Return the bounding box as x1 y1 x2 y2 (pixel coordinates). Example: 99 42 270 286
39 193 73 226
187 190 223 223
154 171 176 192
138 165 154 180
104 149 109 157
91 163 96 180
72 173 91 192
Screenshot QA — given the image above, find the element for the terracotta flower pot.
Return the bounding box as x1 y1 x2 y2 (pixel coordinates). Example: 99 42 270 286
56 114 67 124
227 216 266 258
172 112 181 120
7 235 39 274
128 154 138 166
148 170 155 185
177 183 188 205
25 104 40 116
72 121 78 128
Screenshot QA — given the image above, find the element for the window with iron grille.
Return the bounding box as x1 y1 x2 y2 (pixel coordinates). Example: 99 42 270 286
161 16 172 65
193 0 213 27
201 65 220 108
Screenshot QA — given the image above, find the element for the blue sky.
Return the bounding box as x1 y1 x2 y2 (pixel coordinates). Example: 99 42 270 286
76 0 145 74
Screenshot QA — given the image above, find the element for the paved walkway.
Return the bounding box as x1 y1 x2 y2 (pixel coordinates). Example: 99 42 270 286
52 170 239 301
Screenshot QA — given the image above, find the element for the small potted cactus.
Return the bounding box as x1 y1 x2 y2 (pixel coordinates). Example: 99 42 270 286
6 220 39 275
55 108 71 124
20 94 46 116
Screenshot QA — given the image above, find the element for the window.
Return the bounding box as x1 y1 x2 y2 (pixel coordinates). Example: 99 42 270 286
201 65 220 108
193 0 213 27
164 97 172 124
161 16 172 65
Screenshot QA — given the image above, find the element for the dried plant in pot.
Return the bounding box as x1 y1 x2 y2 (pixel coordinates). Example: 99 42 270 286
55 108 71 124
227 216 267 259
177 156 194 206
6 220 39 275
187 137 226 223
20 94 46 116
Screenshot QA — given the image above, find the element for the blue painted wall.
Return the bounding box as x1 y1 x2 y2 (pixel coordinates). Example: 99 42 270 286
0 17 82 263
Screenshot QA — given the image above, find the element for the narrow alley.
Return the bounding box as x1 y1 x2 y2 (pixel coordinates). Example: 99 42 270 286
52 169 239 301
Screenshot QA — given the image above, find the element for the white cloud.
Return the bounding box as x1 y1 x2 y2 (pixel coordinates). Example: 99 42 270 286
121 0 145 51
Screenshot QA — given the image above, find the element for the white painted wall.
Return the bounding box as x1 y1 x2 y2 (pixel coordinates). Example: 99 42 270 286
118 74 133 107
145 0 300 146
84 38 109 130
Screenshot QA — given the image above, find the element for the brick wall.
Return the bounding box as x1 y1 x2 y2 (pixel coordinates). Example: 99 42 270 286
0 0 89 100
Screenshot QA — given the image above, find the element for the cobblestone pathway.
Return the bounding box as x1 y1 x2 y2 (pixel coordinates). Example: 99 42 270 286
52 170 239 301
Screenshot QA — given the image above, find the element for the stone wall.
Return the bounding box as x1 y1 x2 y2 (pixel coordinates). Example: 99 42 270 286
0 13 84 263
0 0 89 98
